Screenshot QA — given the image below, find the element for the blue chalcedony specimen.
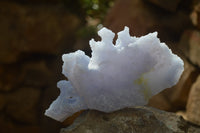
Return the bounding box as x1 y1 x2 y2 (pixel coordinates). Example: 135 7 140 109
45 27 184 122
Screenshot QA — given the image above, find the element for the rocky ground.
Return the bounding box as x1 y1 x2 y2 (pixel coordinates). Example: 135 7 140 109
1 0 200 133
61 106 200 133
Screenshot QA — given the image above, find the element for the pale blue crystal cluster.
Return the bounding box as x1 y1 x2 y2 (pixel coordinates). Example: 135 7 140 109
45 27 184 122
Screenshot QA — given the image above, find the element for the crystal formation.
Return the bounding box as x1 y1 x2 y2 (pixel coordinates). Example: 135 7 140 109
45 27 184 122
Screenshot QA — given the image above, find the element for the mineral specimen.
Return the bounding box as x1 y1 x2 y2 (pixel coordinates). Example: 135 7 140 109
45 27 184 122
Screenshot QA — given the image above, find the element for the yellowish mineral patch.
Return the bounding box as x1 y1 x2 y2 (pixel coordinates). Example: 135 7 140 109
134 75 152 101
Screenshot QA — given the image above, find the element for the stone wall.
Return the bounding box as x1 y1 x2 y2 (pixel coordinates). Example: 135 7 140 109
2 0 200 133
0 1 82 133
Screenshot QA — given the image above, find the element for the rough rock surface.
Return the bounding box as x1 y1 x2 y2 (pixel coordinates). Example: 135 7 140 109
1 0 63 4
189 31 200 67
5 87 41 124
186 75 200 126
60 106 200 133
179 30 200 67
0 112 40 133
191 2 200 29
0 1 80 130
0 64 22 91
147 0 181 12
0 94 5 111
104 0 190 42
21 61 53 87
0 61 52 92
0 1 80 63
179 30 192 58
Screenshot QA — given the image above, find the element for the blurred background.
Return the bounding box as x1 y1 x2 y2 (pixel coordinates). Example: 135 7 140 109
0 0 200 132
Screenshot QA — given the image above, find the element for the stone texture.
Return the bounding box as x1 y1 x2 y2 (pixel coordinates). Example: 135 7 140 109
0 113 40 133
148 89 173 111
168 59 199 110
191 2 200 29
189 31 200 66
147 0 181 12
40 86 63 133
186 75 200 126
62 111 85 126
176 111 188 122
0 64 23 91
0 94 5 111
60 106 200 133
104 0 190 42
148 59 199 111
179 30 191 57
21 61 53 87
5 87 41 124
0 60 52 92
0 1 80 63
0 0 63 4
179 30 200 66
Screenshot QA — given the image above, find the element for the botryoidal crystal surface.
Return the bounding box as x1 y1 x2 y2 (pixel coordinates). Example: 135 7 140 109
45 27 184 122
